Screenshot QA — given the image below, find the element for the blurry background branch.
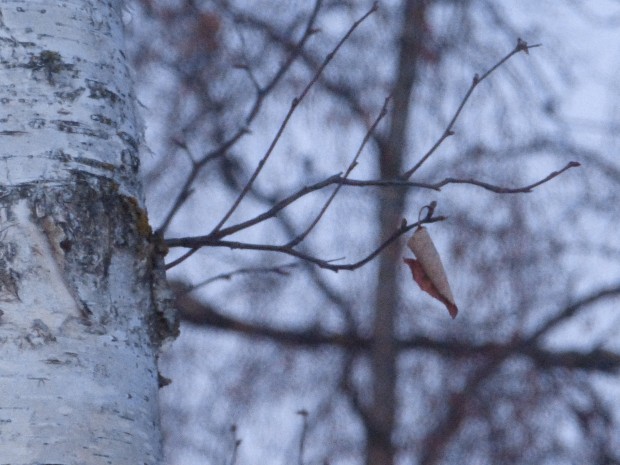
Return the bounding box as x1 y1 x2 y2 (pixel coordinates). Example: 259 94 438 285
173 278 620 375
127 1 620 464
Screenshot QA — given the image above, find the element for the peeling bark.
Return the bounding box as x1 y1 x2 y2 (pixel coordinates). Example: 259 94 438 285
0 1 175 463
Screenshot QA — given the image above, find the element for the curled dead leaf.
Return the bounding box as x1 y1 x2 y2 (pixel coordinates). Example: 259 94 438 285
404 226 458 319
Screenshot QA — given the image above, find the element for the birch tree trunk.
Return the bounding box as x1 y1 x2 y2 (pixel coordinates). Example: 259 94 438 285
0 1 176 463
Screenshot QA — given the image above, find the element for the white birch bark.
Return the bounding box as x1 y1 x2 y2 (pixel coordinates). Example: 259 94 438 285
0 1 176 463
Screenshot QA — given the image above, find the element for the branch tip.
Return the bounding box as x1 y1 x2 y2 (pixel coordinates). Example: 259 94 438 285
516 38 541 55
516 38 527 52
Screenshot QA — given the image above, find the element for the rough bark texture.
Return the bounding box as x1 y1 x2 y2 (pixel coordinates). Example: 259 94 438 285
368 2 427 465
0 1 176 463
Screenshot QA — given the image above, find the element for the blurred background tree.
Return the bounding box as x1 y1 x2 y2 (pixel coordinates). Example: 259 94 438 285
126 1 620 464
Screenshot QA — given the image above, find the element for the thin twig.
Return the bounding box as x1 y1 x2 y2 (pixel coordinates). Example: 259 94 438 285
345 161 580 193
527 284 620 343
228 424 242 465
287 95 391 247
186 262 298 291
164 158 576 271
402 38 542 179
156 0 323 235
199 160 578 245
164 156 574 268
231 6 371 130
165 215 445 272
210 2 379 234
297 410 309 465
157 129 249 235
163 37 567 273
165 247 198 270
233 181 359 331
251 0 323 100
211 175 343 239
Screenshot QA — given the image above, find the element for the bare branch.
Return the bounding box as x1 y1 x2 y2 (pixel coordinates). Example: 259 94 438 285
297 409 309 465
166 215 446 272
402 38 542 179
228 424 242 465
340 353 373 429
193 160 577 249
419 283 620 465
524 347 620 373
156 0 323 235
211 174 343 240
164 247 198 270
434 161 580 192
528 284 620 342
287 95 391 247
161 36 565 276
210 2 378 233
231 181 359 331
342 161 580 193
223 3 372 128
166 157 576 270
172 283 361 347
187 262 298 290
174 288 620 375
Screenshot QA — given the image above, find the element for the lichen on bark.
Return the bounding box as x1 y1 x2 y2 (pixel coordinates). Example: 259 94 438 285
0 1 173 462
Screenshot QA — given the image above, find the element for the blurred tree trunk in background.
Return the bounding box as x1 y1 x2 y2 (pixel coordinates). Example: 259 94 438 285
369 2 427 464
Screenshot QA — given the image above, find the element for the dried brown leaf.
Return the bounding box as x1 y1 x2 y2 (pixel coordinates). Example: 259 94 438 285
404 226 458 319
